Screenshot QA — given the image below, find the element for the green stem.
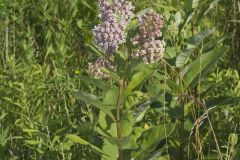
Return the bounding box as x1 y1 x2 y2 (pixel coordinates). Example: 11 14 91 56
179 72 185 160
116 80 123 160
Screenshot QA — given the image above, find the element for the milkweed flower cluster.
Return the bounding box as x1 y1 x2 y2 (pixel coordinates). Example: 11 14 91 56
89 57 115 79
92 0 134 53
132 10 165 64
90 0 134 79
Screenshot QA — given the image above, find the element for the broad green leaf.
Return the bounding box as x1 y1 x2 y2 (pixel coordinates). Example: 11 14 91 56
176 48 195 67
133 101 150 123
127 68 154 94
103 87 118 108
183 46 229 89
79 75 110 91
125 91 148 110
66 134 107 156
187 29 215 46
121 115 133 137
98 111 133 138
76 91 114 119
137 123 176 151
98 111 117 137
176 29 214 67
101 138 118 160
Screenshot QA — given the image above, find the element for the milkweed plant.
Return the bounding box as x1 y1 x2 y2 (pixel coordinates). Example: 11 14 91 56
74 0 231 159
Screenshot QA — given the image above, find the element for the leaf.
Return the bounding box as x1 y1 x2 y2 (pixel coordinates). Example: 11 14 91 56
137 123 176 151
86 44 103 56
176 48 195 68
180 11 195 31
66 134 107 156
77 20 83 28
24 140 42 145
183 46 229 89
0 128 9 146
166 80 181 93
76 91 114 119
205 96 238 108
133 101 150 123
103 87 118 108
126 68 154 94
175 12 181 27
204 0 220 16
101 138 118 160
187 29 215 46
79 76 110 91
80 0 94 11
185 0 200 9
176 29 215 67
22 129 39 133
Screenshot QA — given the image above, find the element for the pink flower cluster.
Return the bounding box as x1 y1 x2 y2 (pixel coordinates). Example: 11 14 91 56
132 10 165 63
89 57 115 79
92 19 125 53
92 0 134 54
90 0 134 79
113 0 135 27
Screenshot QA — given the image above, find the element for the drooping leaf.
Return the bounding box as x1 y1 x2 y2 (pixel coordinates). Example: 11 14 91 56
204 0 220 16
79 76 110 91
187 29 215 46
176 29 215 67
176 48 195 67
66 134 107 156
76 91 114 119
180 11 195 30
183 46 229 89
137 123 176 151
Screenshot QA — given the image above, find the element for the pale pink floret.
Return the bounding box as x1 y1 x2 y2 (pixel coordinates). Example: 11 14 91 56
132 10 165 64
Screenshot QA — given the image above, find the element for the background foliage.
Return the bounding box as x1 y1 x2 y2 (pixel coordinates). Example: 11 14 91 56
0 0 239 159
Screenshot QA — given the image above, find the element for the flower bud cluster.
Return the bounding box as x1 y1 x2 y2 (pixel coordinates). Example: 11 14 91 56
167 21 179 38
88 57 115 79
180 30 187 40
92 0 134 54
132 10 165 63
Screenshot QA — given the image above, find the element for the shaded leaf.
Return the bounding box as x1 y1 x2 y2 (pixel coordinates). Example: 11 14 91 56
76 91 114 119
183 46 229 89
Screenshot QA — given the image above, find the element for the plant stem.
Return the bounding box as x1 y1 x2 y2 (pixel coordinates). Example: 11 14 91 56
179 72 185 160
116 80 123 160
